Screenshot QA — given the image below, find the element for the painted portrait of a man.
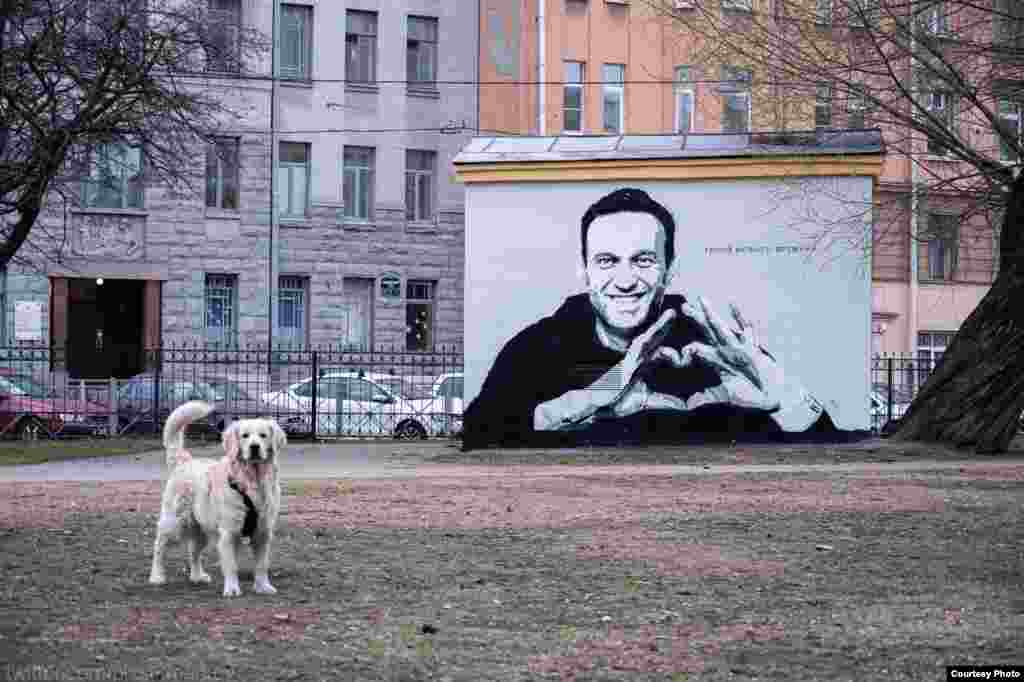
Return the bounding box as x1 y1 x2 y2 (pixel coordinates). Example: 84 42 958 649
462 187 845 448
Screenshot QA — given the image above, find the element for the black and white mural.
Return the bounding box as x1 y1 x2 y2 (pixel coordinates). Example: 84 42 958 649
462 181 873 448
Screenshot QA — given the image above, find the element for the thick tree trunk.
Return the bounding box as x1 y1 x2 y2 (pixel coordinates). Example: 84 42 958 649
892 176 1024 454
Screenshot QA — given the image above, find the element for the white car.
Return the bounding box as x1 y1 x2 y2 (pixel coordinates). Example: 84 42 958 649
406 372 463 436
260 371 438 439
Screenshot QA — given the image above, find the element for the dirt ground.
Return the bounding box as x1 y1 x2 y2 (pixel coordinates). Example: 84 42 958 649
1 438 1022 681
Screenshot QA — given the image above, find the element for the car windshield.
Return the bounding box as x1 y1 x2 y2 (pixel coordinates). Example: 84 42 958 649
207 380 254 402
5 374 51 398
376 378 413 400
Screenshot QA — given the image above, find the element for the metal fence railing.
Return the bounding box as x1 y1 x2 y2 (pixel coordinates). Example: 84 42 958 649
0 344 463 441
870 354 939 433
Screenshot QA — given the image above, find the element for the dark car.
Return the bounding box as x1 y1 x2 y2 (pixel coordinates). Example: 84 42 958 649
200 374 307 434
0 368 110 439
115 374 224 436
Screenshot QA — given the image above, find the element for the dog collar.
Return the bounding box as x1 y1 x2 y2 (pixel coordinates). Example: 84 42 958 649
228 478 259 538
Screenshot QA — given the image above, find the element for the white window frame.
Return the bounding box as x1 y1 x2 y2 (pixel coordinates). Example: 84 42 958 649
924 213 959 281
82 143 144 210
721 0 753 11
278 142 310 220
206 137 240 211
674 66 695 134
998 98 1022 162
206 0 241 73
407 15 438 89
204 273 238 347
921 1 948 35
720 66 751 134
343 146 375 222
405 150 436 224
280 4 313 81
916 330 955 384
405 279 435 352
278 275 309 348
346 10 377 86
602 64 625 134
564 61 585 134
848 84 870 129
924 91 955 156
815 0 833 25
815 83 832 129
848 0 879 28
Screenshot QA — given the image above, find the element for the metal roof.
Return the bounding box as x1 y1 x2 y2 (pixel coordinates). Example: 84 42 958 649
454 129 884 165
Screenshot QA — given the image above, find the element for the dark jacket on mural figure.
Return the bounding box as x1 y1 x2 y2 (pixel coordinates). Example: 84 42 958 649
463 293 838 449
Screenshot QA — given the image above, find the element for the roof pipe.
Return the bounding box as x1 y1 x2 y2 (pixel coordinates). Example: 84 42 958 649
537 0 545 135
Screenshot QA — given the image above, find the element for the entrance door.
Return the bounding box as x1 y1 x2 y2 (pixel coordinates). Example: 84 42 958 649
340 277 373 351
67 278 145 379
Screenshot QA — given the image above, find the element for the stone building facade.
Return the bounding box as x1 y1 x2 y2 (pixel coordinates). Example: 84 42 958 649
3 0 476 379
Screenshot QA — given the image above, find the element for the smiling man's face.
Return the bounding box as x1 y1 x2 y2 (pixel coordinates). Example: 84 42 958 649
584 211 672 346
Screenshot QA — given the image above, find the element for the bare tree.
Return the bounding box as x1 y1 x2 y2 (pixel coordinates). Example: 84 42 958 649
649 0 1024 452
0 0 267 270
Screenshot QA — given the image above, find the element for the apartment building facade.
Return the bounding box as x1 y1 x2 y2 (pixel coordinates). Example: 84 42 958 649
479 0 1004 369
3 0 476 379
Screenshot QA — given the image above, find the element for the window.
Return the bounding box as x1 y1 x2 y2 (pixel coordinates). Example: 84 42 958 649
720 66 751 133
83 144 144 209
602 64 625 133
564 61 585 133
848 0 879 27
722 0 752 11
405 150 435 223
280 4 312 80
925 91 954 156
815 83 832 128
923 213 958 281
205 138 239 210
848 84 869 128
405 280 435 351
278 142 309 219
998 99 1022 162
346 10 377 85
920 1 947 35
816 0 832 25
278 275 308 348
674 66 695 134
917 331 955 381
206 0 241 73
995 0 1024 48
204 274 237 346
407 16 438 89
343 147 374 222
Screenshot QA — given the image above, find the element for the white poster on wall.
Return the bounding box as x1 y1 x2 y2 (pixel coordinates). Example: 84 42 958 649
462 178 873 447
14 301 43 342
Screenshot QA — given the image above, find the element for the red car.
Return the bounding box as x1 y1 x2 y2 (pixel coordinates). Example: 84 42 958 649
0 369 110 439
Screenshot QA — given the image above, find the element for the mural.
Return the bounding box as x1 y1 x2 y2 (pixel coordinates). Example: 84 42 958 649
462 182 873 449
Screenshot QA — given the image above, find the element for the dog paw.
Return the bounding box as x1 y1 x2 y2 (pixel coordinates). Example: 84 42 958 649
223 577 242 597
189 571 212 584
253 577 277 594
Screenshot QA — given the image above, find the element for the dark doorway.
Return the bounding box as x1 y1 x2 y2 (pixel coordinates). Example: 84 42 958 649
67 278 144 379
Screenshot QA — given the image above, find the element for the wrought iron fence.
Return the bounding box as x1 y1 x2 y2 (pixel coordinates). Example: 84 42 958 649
0 344 463 441
870 354 940 432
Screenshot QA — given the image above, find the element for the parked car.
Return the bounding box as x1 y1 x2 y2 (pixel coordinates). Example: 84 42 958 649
870 383 914 432
260 370 438 439
407 372 463 436
115 374 224 436
0 368 109 439
200 373 308 435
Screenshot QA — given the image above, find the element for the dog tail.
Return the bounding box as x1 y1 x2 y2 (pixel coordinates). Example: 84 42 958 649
163 401 215 467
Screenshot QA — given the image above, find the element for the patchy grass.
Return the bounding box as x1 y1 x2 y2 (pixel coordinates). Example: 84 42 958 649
0 437 163 466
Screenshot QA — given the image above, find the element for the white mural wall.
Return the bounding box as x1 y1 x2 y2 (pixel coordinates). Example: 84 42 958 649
464 177 873 435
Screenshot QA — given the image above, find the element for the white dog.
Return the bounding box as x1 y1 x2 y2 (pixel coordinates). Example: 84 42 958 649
148 401 287 597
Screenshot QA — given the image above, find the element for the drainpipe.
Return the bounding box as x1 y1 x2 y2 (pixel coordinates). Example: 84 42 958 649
268 0 279 358
908 31 919 360
537 0 546 135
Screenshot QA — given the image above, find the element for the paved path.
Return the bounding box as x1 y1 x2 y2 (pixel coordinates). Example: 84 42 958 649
1 441 1023 482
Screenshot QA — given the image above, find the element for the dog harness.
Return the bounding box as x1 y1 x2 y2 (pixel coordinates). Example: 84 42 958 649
228 479 259 538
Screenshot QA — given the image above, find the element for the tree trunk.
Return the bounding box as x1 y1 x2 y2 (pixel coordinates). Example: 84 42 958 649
892 176 1024 454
